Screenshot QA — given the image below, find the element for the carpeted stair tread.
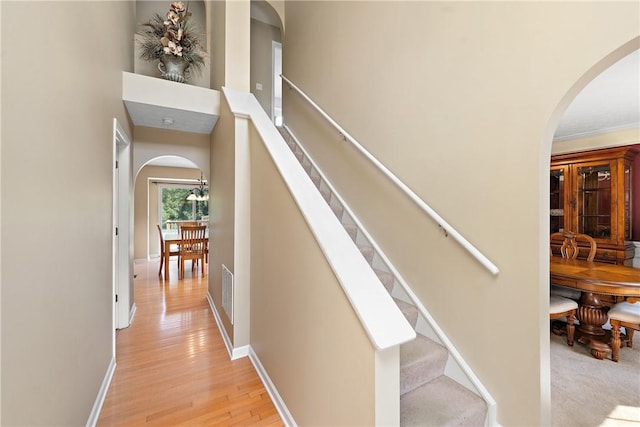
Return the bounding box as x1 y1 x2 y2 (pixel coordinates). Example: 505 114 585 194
343 223 358 241
374 268 394 292
359 246 375 263
400 334 448 395
330 201 344 219
401 376 487 427
394 298 418 328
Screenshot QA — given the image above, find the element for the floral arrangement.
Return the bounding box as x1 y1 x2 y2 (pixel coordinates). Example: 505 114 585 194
137 1 205 75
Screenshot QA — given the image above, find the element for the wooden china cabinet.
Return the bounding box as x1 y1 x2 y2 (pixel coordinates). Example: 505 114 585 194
550 146 637 265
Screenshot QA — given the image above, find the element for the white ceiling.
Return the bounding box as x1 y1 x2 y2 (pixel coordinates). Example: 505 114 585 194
554 50 639 141
125 101 218 134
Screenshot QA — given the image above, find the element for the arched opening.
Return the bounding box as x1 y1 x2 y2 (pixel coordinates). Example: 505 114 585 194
134 155 208 263
540 38 639 425
250 0 284 123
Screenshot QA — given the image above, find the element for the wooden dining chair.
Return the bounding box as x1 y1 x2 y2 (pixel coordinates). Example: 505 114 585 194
550 231 597 261
550 296 579 346
157 224 180 276
548 232 595 344
179 225 207 279
608 299 640 362
550 232 597 301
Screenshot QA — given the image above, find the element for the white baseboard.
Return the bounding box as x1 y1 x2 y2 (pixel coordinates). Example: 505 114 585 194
206 292 249 360
205 293 294 424
129 303 137 325
86 357 116 427
248 346 296 427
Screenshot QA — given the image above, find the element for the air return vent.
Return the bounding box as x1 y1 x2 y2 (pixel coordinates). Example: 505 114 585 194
222 264 234 324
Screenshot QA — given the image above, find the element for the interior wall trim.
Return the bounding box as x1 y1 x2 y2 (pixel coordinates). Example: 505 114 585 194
86 357 116 427
206 293 249 360
248 346 297 426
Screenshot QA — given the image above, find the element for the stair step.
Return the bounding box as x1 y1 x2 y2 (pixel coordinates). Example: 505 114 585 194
374 268 394 292
400 334 448 395
401 376 487 427
301 157 312 172
359 246 375 264
394 298 418 328
330 202 344 219
344 223 358 241
320 187 331 202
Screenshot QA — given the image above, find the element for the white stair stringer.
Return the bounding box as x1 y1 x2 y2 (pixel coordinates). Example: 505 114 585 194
278 124 495 426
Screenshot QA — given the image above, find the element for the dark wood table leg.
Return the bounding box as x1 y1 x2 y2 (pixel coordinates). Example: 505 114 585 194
576 292 611 359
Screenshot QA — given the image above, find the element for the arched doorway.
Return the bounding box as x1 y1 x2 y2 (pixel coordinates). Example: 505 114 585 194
541 38 639 425
134 156 208 262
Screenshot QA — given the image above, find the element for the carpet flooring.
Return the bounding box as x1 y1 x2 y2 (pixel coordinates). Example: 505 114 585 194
551 330 640 427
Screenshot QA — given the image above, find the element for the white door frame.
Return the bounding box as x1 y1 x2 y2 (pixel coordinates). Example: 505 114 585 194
271 40 282 125
113 119 133 339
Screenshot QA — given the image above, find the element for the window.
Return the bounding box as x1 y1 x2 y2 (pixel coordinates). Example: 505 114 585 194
159 184 209 228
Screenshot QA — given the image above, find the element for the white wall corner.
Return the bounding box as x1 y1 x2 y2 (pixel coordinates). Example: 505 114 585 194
233 114 252 349
375 346 400 426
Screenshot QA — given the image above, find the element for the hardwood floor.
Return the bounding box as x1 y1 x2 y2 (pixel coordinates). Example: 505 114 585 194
97 259 283 426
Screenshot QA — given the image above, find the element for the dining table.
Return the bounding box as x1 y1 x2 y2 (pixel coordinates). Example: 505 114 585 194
549 256 640 359
162 229 209 279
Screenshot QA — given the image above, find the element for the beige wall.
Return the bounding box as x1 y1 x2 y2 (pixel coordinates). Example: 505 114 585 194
0 1 135 424
209 0 226 91
133 165 202 260
209 95 236 342
250 19 282 117
282 2 639 425
224 0 250 91
133 126 210 177
249 124 376 425
135 0 210 88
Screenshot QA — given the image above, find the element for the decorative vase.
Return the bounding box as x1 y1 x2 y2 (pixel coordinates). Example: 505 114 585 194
158 55 190 83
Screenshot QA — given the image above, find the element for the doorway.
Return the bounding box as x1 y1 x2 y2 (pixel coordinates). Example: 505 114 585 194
272 41 283 126
113 119 132 334
542 40 639 425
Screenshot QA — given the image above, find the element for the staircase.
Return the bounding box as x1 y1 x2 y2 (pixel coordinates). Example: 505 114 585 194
278 125 488 426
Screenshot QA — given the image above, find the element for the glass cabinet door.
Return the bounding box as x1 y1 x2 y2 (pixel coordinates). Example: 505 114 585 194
550 167 568 233
624 163 631 240
575 163 613 239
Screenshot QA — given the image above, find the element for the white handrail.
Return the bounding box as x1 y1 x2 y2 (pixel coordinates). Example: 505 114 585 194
281 75 499 276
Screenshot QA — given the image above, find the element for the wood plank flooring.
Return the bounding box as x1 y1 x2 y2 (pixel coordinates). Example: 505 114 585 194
97 260 283 426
